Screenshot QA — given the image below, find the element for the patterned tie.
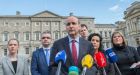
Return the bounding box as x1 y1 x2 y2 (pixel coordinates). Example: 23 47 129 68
45 49 49 66
72 40 78 65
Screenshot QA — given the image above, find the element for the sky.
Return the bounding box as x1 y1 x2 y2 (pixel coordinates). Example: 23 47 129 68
0 0 139 24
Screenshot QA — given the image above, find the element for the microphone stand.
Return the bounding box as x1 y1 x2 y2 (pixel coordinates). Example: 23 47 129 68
81 67 87 75
102 67 107 75
114 63 122 75
55 61 62 75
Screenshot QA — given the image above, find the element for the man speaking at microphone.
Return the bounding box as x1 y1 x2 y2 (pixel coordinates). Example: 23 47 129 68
50 16 96 75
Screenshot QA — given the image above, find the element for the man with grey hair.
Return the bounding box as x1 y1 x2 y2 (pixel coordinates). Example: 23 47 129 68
50 16 97 75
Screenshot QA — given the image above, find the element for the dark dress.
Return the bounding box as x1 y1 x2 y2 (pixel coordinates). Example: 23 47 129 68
113 46 140 75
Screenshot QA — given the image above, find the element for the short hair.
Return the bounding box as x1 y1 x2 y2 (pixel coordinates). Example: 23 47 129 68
41 31 51 37
81 24 88 29
65 16 80 25
8 38 19 45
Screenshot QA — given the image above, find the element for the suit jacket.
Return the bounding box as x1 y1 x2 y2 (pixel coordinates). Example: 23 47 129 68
0 55 29 75
31 48 52 75
50 36 95 75
137 46 140 56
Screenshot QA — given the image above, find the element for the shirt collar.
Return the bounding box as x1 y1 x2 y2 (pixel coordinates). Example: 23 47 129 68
43 47 51 51
68 35 79 43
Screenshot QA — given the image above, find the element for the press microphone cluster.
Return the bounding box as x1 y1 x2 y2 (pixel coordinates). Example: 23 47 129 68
68 66 79 75
55 50 67 75
81 54 94 75
105 48 122 75
94 51 107 75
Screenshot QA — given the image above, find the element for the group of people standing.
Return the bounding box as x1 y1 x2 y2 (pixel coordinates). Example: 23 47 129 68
0 16 140 75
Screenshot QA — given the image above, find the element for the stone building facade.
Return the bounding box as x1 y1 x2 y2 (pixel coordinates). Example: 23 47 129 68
0 10 95 57
120 1 140 47
94 24 116 49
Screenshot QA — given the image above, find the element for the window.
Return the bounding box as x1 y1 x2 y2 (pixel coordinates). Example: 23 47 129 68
138 18 140 31
25 22 30 26
46 22 50 26
4 49 7 56
55 22 59 26
105 31 107 37
36 47 39 50
15 22 19 26
100 31 102 37
109 31 112 37
63 32 67 37
34 31 41 40
3 31 9 41
4 22 8 26
35 22 40 26
24 32 30 41
106 42 109 48
54 31 59 40
25 48 29 54
14 31 19 39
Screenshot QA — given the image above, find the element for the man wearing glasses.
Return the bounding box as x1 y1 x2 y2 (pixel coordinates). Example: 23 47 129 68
50 16 96 75
31 31 52 75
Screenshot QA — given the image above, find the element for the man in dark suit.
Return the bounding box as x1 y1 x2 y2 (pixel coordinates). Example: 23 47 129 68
31 31 52 75
50 16 96 75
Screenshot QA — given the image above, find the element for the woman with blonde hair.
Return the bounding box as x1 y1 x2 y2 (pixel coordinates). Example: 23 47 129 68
0 39 29 75
111 31 140 75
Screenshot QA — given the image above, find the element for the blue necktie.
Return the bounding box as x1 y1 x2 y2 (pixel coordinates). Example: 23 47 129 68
45 49 49 66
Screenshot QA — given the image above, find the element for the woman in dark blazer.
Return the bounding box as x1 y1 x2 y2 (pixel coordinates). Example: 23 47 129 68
0 39 29 75
88 33 115 75
111 31 140 75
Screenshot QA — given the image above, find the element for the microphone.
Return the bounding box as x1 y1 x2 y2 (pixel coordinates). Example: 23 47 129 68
94 51 107 75
55 50 67 75
68 66 79 75
81 54 93 75
105 48 122 75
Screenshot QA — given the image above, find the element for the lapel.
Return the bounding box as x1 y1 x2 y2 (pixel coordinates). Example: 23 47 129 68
64 37 74 65
6 56 15 74
78 38 83 64
16 55 20 74
39 48 48 67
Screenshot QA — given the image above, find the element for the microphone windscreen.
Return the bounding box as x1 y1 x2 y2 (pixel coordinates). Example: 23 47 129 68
69 66 79 73
81 54 94 69
68 71 79 75
105 48 118 63
55 50 67 64
94 51 107 68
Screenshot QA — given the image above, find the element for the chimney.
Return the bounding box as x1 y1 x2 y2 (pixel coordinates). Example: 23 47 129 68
16 11 20 15
69 12 73 16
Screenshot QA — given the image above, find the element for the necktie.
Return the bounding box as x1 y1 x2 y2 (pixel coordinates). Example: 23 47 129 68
72 40 78 65
45 49 49 66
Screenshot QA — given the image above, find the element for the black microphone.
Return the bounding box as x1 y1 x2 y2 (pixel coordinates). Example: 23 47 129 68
105 48 122 75
55 50 67 75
